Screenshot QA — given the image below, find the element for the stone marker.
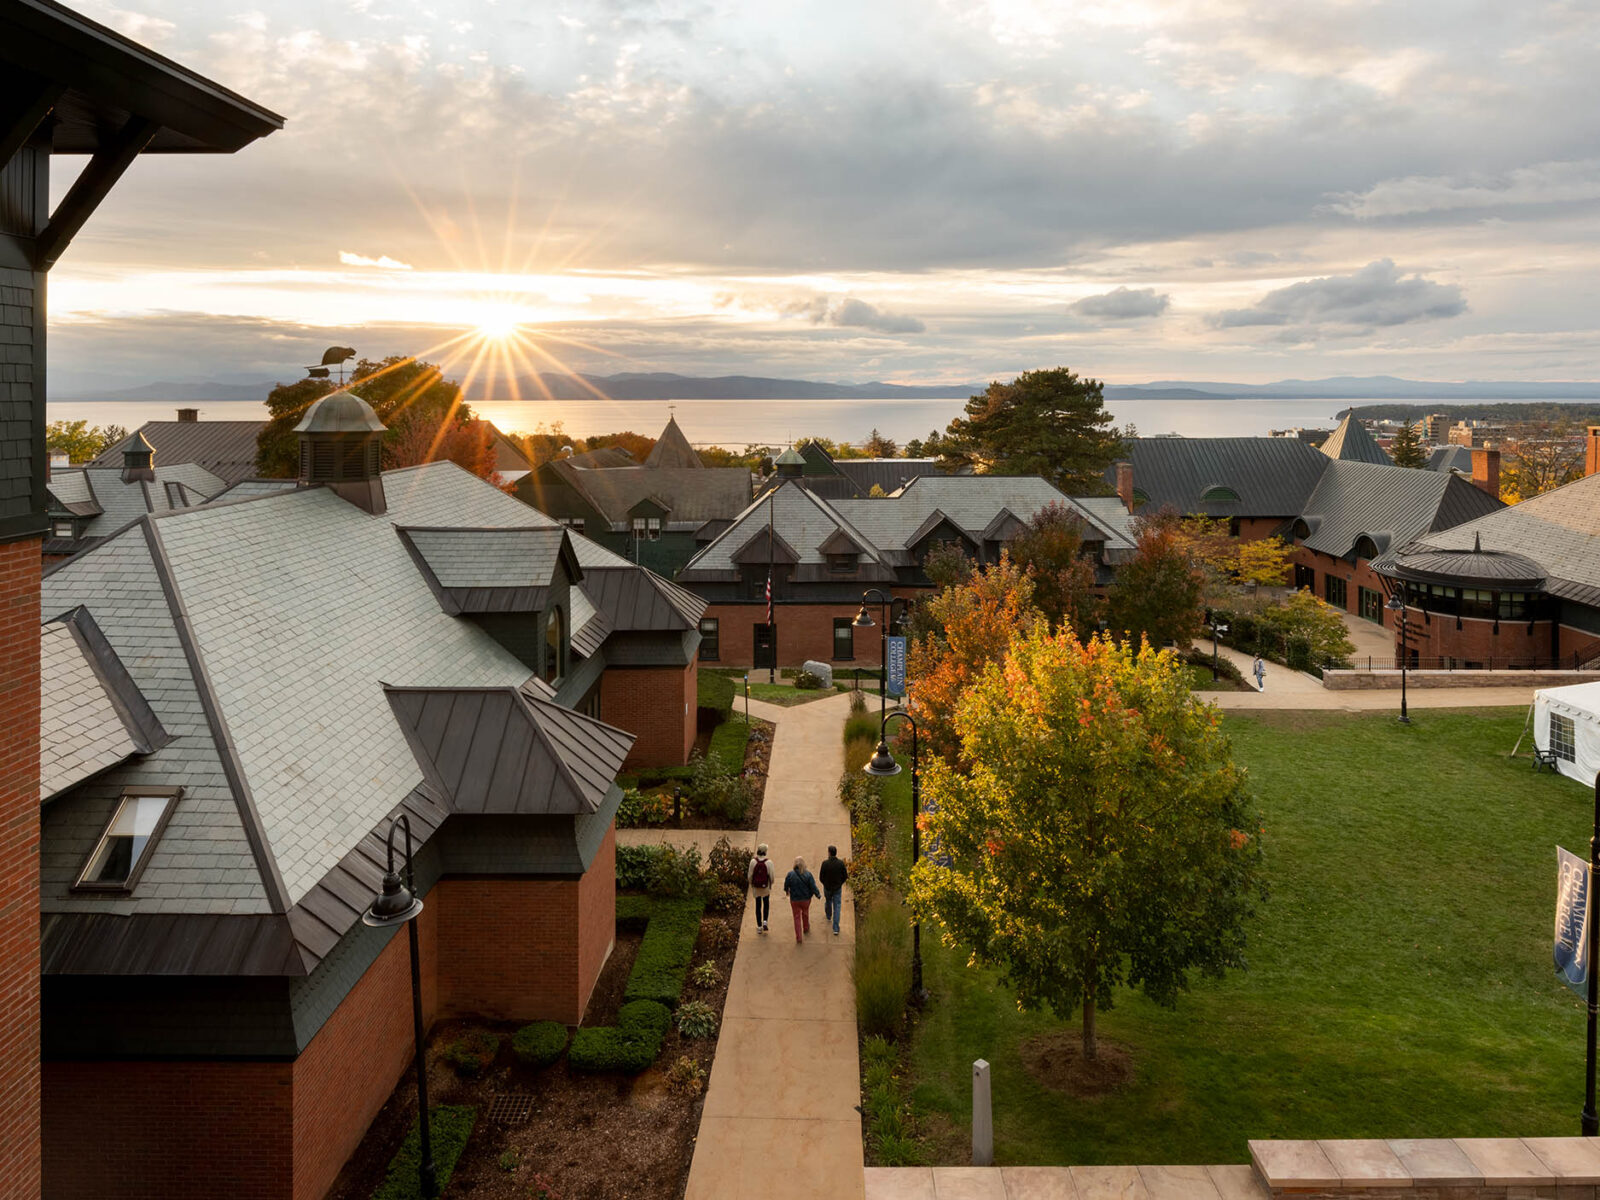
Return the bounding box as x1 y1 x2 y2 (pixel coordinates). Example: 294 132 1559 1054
802 659 834 688
973 1058 993 1166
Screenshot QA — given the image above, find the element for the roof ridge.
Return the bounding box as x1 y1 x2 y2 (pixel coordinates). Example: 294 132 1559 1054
140 517 290 913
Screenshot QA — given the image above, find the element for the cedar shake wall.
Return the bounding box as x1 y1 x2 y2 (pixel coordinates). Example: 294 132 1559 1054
601 661 697 767
0 537 40 1200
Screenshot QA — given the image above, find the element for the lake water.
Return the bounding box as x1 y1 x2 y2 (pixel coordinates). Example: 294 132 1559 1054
43 395 1552 448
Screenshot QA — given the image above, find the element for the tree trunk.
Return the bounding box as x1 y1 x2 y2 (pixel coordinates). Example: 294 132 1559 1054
1082 993 1097 1062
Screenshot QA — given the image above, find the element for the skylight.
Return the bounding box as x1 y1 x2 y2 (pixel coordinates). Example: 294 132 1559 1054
75 787 181 892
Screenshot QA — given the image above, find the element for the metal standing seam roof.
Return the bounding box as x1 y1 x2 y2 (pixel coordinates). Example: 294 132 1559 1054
1319 414 1392 465
1393 471 1600 607
90 421 268 485
642 415 704 469
832 458 948 494
552 462 752 527
1111 438 1332 517
1292 459 1503 562
581 565 707 631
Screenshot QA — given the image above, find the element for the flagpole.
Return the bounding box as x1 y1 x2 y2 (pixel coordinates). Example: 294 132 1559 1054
1585 774 1599 1135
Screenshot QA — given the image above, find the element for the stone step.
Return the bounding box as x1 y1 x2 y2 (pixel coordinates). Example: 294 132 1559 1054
865 1164 1271 1200
1249 1136 1600 1194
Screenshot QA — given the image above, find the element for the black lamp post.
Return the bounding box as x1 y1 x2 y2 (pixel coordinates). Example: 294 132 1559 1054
1207 617 1230 681
363 815 436 1199
1386 591 1411 725
864 711 926 1002
853 589 908 722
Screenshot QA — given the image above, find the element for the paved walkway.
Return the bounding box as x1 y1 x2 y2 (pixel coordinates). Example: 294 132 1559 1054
1196 643 1538 711
685 690 865 1200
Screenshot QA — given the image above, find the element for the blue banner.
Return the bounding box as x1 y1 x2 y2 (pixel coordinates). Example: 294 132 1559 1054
1556 846 1590 998
886 635 907 698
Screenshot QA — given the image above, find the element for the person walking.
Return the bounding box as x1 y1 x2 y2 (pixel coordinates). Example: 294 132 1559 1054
1252 656 1266 691
747 843 774 934
819 845 849 936
783 855 822 944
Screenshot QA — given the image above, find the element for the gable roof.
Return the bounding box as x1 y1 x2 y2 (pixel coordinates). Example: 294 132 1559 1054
1111 438 1331 517
643 415 704 469
91 421 266 485
1319 414 1391 465
1292 459 1503 562
398 525 577 614
833 458 948 495
47 462 227 542
545 460 750 527
1428 445 1474 473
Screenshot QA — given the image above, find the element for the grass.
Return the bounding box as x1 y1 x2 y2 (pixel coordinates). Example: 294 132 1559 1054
745 682 835 705
881 707 1594 1165
708 718 752 774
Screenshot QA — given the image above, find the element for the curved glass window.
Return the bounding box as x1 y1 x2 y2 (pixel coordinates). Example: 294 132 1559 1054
1201 486 1240 502
545 606 565 685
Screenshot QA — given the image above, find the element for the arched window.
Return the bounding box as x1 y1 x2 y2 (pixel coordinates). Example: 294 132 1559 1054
1201 485 1240 502
544 606 565 685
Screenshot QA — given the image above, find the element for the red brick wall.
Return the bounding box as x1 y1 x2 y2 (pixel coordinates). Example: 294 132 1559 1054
601 661 696 767
702 593 923 669
43 1059 293 1200
1235 517 1290 541
0 537 40 1198
576 824 616 1020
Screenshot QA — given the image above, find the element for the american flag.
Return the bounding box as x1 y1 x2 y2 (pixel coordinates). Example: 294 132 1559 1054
765 569 773 625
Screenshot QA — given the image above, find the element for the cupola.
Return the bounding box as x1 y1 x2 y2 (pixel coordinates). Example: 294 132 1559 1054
294 390 387 514
121 431 155 483
775 446 805 479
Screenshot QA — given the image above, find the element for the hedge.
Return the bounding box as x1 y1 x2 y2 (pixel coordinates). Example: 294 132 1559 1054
697 671 735 722
623 898 706 1008
708 719 751 775
569 1000 672 1073
371 1105 477 1200
510 1021 568 1068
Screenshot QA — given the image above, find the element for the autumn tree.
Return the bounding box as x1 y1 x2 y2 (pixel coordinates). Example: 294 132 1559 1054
257 377 335 476
387 414 499 481
923 368 1124 492
905 554 1045 766
910 629 1265 1059
1007 503 1102 638
1502 427 1585 502
1388 423 1428 468
47 419 127 463
585 430 657 462
1234 536 1293 587
864 428 898 457
1104 512 1206 647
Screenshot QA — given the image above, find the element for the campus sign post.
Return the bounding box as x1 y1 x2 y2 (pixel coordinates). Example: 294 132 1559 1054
1555 777 1600 1135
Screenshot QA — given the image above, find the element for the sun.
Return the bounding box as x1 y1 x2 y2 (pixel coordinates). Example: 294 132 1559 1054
473 302 527 340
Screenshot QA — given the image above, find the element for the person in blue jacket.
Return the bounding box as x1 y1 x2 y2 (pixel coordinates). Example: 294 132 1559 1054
783 855 822 944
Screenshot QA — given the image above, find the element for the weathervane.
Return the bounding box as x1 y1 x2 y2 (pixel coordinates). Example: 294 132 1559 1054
306 345 357 384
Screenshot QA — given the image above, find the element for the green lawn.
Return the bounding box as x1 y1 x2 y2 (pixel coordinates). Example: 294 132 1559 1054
745 682 835 705
879 707 1592 1165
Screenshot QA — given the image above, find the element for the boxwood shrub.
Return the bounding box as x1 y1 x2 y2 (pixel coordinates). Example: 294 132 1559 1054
510 1021 568 1068
568 1000 672 1073
623 898 706 1007
372 1105 477 1200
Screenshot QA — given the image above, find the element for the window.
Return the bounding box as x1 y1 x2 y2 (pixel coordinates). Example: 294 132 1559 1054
1324 575 1348 610
832 617 855 661
75 787 181 892
827 553 857 574
699 617 720 661
544 606 565 685
51 520 74 540
1201 485 1240 502
559 516 584 531
1294 564 1315 592
1552 713 1577 763
1358 587 1384 624
633 516 661 540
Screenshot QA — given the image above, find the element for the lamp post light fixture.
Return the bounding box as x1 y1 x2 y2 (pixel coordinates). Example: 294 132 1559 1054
864 711 927 1003
1385 591 1411 725
1208 619 1230 681
362 815 436 1199
854 589 908 722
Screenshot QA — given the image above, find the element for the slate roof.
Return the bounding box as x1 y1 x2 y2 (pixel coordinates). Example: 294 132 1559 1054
35 460 687 976
40 608 167 802
1111 438 1332 517
398 526 575 614
1389 472 1600 608
551 461 751 528
1319 414 1392 465
833 458 948 495
47 463 227 541
1292 459 1503 562
91 421 266 485
1428 445 1475 473
643 416 704 469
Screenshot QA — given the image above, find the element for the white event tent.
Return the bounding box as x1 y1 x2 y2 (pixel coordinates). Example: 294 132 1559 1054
1533 681 1600 786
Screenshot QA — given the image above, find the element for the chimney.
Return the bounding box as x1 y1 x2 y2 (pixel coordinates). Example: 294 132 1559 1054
176 408 198 423
1470 444 1500 499
121 431 156 484
1588 426 1600 477
1114 460 1134 512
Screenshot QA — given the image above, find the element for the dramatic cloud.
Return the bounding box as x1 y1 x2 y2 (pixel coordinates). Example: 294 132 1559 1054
781 296 926 334
1211 260 1466 332
1327 160 1600 218
1068 287 1170 320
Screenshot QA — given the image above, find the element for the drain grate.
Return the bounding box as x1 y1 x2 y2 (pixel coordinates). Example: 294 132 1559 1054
486 1093 536 1125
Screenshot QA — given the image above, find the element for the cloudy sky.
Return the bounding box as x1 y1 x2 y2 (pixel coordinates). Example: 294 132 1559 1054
47 0 1600 394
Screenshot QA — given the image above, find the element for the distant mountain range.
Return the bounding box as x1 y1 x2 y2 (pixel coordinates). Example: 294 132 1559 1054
56 371 1600 404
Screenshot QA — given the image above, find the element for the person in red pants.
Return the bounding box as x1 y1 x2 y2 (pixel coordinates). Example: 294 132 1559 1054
783 855 822 944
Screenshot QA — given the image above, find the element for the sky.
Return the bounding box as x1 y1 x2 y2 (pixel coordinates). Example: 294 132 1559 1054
45 0 1600 395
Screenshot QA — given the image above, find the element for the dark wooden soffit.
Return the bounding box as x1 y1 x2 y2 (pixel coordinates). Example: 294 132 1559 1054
34 115 156 269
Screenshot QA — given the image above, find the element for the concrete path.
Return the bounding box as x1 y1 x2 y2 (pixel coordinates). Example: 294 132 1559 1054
685 690 864 1200
1341 611 1395 663
1195 643 1536 711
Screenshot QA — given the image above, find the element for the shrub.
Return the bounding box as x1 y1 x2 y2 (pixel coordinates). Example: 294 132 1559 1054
675 999 719 1040
372 1105 477 1200
619 998 672 1039
707 835 753 888
616 844 662 891
624 899 706 1007
498 1149 520 1172
443 1030 500 1079
709 880 745 913
568 1000 671 1073
862 1035 896 1068
528 1174 562 1200
843 713 880 746
511 1021 568 1068
620 843 705 899
849 688 867 716
667 1055 707 1095
794 669 824 690
695 773 755 825
854 899 911 1039
697 670 735 722
616 787 672 828
876 1133 922 1167
698 918 738 957
863 1060 894 1094
691 960 721 988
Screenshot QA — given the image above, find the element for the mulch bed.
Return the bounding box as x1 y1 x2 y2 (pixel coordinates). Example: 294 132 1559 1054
1019 1030 1135 1099
325 906 742 1200
635 717 774 833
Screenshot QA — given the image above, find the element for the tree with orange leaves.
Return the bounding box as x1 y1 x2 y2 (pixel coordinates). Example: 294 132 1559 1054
1104 510 1206 648
909 628 1265 1061
905 553 1045 767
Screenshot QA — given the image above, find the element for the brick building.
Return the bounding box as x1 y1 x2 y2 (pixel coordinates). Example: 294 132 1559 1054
677 475 1134 669
36 392 701 1198
1 6 281 1196
1375 429 1600 669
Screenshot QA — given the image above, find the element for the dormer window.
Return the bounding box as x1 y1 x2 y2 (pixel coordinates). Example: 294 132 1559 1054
827 552 857 574
632 516 661 541
74 786 181 892
51 520 75 540
545 606 566 685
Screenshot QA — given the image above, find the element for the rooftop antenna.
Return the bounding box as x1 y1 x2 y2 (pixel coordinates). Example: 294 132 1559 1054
306 345 357 385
